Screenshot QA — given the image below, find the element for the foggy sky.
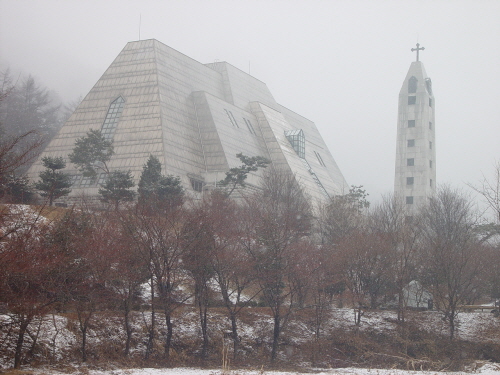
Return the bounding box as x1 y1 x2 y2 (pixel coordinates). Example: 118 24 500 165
1 0 499 211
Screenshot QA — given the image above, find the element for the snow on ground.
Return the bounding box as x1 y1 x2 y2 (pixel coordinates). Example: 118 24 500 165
2 307 500 372
0 204 51 242
20 362 500 375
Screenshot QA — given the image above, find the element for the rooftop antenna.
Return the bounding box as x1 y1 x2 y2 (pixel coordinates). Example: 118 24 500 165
139 14 141 40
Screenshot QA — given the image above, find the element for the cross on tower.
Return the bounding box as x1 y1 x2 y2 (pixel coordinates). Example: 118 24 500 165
411 43 425 62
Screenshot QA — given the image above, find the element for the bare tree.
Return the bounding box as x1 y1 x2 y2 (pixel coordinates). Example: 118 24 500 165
97 210 149 356
121 201 189 360
371 194 421 322
418 186 488 339
318 185 369 246
198 190 259 359
469 161 500 224
337 230 392 325
242 168 312 363
0 213 59 368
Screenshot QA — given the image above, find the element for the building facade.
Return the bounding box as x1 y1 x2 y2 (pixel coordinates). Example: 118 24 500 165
28 39 348 204
394 45 436 209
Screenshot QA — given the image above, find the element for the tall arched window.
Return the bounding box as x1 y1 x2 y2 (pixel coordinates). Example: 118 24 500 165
408 76 418 93
101 96 125 141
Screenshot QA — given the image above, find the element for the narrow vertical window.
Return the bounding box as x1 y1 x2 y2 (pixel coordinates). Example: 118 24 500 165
244 118 256 135
224 109 236 127
429 141 432 149
429 121 433 130
430 179 433 187
314 151 326 167
429 98 433 107
429 160 433 168
101 96 125 141
229 111 239 128
408 76 418 93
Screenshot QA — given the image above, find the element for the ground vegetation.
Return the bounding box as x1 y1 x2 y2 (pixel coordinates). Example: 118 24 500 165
1 159 500 371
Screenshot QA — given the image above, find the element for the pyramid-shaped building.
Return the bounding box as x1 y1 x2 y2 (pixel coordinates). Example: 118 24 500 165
28 39 348 204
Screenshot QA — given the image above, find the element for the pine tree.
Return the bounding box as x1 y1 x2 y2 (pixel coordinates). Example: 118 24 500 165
4 175 34 204
138 155 184 210
98 170 135 210
138 154 162 200
69 129 114 181
218 153 270 196
34 156 72 205
1 72 62 141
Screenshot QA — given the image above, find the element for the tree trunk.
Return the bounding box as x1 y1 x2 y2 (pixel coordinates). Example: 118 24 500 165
81 326 87 362
271 312 281 363
26 317 43 360
397 289 405 323
165 312 173 360
145 281 155 360
220 280 240 359
14 316 31 369
230 311 239 359
124 298 132 356
449 313 456 340
77 304 93 362
198 286 209 359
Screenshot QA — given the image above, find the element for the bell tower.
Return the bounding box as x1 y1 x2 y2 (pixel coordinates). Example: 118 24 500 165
394 43 436 209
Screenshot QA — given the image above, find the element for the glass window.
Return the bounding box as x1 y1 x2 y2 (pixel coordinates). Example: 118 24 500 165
429 98 433 107
408 120 415 128
407 177 414 185
97 173 107 185
80 176 94 187
229 111 239 128
429 160 433 168
244 118 256 135
406 196 414 204
314 151 326 167
70 175 81 186
224 109 236 127
101 96 125 141
408 76 418 93
430 179 433 187
407 158 414 166
408 96 416 105
285 129 305 159
429 121 433 130
429 141 432 149
190 178 204 192
407 139 415 147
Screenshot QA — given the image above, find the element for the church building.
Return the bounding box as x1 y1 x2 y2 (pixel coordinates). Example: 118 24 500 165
28 39 348 205
394 44 436 209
